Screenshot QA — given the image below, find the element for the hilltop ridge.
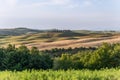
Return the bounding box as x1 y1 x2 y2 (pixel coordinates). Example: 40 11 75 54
0 27 41 36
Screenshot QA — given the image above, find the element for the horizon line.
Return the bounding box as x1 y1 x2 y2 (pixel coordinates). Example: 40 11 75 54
0 27 119 31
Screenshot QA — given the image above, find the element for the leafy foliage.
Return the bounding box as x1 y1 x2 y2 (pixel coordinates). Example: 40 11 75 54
53 43 120 70
0 43 120 70
0 44 52 71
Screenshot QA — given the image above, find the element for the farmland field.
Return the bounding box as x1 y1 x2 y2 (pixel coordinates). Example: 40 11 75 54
0 28 120 50
0 28 120 80
1 0 120 79
0 69 119 80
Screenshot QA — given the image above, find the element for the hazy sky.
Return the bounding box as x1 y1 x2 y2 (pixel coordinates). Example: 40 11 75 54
0 0 120 30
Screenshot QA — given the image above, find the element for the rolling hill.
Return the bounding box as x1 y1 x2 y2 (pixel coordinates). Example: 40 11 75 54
0 27 120 50
0 27 42 36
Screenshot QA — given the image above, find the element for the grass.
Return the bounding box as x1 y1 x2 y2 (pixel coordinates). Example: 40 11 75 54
0 69 119 80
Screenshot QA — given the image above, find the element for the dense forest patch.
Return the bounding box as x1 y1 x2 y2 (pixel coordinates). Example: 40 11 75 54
0 43 120 70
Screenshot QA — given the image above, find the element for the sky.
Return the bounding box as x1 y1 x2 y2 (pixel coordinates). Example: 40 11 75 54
0 0 120 30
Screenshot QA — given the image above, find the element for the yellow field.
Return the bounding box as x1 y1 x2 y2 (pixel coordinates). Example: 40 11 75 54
0 32 120 50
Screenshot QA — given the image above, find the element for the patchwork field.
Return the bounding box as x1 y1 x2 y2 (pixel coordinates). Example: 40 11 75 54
0 28 120 50
26 35 120 50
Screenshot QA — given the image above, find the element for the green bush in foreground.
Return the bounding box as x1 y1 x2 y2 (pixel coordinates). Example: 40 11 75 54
0 69 119 80
1 43 120 70
0 45 53 71
54 43 120 70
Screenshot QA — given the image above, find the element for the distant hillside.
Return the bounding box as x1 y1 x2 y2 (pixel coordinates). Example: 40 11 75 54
0 28 42 36
0 28 87 36
0 27 118 36
74 30 118 34
0 28 119 50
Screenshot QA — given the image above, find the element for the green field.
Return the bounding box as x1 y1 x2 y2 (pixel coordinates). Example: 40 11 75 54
0 69 119 80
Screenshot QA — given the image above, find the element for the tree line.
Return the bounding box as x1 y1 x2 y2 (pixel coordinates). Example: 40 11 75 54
54 43 120 70
0 43 120 71
42 47 96 57
0 45 52 71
